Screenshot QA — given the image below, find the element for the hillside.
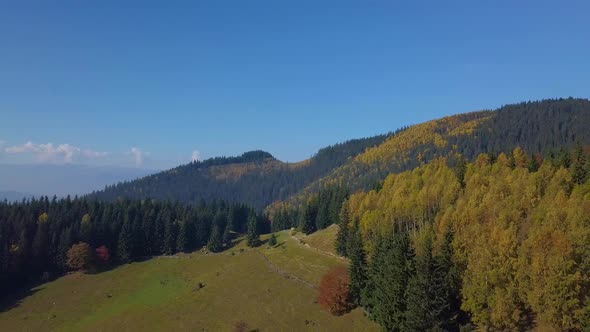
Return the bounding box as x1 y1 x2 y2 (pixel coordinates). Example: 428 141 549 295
90 136 390 210
0 231 378 331
275 98 590 210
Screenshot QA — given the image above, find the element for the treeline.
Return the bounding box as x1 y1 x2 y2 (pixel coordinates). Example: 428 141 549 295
0 197 267 295
336 145 590 330
90 134 391 210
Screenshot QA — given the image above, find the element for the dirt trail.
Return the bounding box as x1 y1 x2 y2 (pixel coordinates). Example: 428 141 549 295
255 251 317 289
290 235 347 262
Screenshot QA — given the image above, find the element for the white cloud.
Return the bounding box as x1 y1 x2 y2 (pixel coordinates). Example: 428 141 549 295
191 150 202 162
6 141 37 154
57 144 80 163
0 140 6 146
4 141 108 163
130 147 145 166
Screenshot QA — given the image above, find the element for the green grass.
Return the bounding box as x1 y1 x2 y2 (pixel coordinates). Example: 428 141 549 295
292 224 342 256
0 231 378 331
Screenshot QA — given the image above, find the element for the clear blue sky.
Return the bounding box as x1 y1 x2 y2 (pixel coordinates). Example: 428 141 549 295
1 0 589 169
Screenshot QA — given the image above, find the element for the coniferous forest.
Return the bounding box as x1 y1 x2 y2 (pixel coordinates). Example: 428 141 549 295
0 198 267 295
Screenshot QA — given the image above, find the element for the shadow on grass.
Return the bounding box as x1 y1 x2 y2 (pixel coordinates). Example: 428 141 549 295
274 241 287 248
0 282 42 313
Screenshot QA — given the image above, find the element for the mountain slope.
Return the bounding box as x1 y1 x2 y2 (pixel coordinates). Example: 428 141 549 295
274 98 590 210
90 135 390 209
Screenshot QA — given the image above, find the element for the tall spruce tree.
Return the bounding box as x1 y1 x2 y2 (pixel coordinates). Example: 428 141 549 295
31 213 49 271
163 219 178 255
246 212 260 247
207 222 222 252
347 218 367 306
436 229 461 330
222 209 234 246
176 220 189 252
572 144 588 184
117 219 133 263
300 201 317 235
335 203 350 256
405 234 446 331
364 231 414 331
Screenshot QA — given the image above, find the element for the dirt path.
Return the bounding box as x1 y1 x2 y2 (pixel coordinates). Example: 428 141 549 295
255 251 317 289
290 235 348 262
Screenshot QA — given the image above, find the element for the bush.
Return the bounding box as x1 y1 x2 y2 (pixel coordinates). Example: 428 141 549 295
95 245 110 265
317 266 351 315
67 242 93 271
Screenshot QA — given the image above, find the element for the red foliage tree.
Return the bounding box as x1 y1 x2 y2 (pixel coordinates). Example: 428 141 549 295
95 245 110 264
317 266 351 315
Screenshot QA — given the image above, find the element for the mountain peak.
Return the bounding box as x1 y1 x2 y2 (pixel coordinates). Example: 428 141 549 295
239 150 276 162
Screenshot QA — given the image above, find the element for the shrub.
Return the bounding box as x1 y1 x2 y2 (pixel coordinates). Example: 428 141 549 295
317 266 351 315
66 242 93 271
95 245 110 265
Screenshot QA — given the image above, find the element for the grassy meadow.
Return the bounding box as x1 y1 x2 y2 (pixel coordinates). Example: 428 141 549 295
0 230 378 331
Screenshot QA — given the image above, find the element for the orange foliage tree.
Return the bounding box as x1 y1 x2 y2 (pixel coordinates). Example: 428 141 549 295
66 242 93 271
318 266 351 315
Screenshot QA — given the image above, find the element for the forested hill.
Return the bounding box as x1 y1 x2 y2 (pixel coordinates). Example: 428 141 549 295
90 134 391 209
92 98 590 211
273 98 590 210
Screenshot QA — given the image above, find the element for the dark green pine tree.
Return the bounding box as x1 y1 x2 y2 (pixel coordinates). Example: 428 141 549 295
163 219 178 255
31 214 49 271
345 217 360 258
347 219 367 306
56 227 73 270
336 203 350 256
246 212 260 247
300 202 317 235
558 147 572 168
436 229 461 330
222 213 234 246
176 220 189 253
572 144 588 184
207 222 222 252
315 191 331 230
117 219 133 263
405 234 445 331
364 231 414 331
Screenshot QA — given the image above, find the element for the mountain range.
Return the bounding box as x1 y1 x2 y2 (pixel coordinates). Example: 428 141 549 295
90 98 590 211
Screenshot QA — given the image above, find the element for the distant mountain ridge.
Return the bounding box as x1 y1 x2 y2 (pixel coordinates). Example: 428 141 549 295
90 134 392 209
91 98 590 211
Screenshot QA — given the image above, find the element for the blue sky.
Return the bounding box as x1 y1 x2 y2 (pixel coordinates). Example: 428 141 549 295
1 1 589 169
